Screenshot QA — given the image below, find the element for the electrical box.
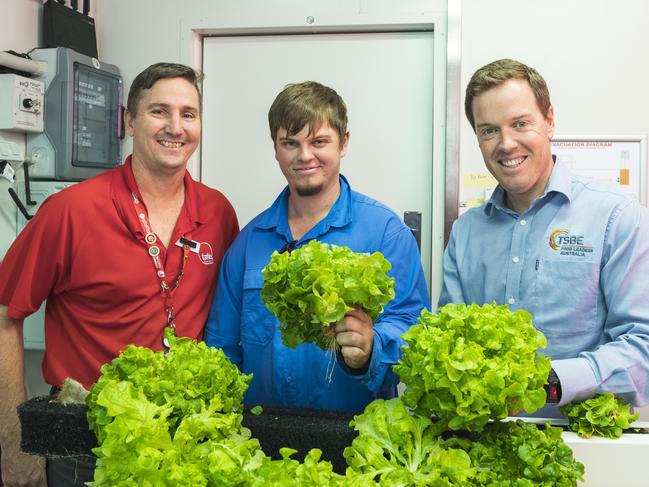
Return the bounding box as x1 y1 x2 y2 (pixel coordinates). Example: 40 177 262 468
0 130 26 162
0 74 44 133
26 47 122 181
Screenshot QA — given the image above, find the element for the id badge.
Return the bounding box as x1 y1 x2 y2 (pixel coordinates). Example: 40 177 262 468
175 237 200 254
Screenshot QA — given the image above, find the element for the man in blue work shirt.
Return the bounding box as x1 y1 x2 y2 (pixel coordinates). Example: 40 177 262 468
205 81 430 412
440 58 649 412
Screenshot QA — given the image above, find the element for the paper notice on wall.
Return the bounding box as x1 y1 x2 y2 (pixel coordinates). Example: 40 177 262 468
551 137 647 204
459 172 498 214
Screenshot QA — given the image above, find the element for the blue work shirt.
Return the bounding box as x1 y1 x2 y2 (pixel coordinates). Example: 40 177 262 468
205 175 430 412
440 160 649 407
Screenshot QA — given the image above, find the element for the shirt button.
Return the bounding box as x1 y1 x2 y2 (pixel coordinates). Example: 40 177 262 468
512 256 520 263
520 220 527 226
508 297 515 305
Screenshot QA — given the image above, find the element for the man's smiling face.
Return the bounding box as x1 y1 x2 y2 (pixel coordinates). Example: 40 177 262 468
274 123 348 198
126 77 201 175
472 78 555 213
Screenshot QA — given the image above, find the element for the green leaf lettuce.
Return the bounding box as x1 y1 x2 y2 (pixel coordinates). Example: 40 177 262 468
261 240 395 349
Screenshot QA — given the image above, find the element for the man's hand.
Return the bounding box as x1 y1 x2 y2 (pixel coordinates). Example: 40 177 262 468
334 308 374 370
1 444 47 487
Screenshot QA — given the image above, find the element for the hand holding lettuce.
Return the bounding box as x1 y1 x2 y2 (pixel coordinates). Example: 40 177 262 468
261 240 395 350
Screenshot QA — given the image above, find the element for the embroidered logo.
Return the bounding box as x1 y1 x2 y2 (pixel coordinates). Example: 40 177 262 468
548 228 593 257
198 242 214 265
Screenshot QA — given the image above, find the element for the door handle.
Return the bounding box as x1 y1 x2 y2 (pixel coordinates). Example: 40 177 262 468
403 211 421 254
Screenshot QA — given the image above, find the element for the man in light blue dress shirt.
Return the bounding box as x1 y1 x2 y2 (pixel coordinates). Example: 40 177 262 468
439 59 649 411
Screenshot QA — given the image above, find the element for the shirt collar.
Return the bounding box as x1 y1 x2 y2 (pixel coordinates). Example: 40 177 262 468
483 157 571 216
112 155 203 237
255 174 353 236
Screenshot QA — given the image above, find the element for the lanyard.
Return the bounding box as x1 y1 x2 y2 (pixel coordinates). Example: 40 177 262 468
131 192 190 348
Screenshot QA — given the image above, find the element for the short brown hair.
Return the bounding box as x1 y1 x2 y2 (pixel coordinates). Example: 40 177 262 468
465 59 551 131
127 62 203 116
268 81 348 146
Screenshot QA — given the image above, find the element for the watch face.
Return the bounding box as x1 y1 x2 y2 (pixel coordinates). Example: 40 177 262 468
545 370 561 403
546 383 560 403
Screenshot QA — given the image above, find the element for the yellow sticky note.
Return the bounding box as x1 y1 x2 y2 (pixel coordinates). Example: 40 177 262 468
463 173 498 188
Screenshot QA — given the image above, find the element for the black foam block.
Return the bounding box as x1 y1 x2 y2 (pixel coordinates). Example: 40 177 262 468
18 397 357 473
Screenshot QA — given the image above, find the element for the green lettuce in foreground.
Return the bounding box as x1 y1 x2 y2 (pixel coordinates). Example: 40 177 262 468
261 240 395 349
343 399 584 487
560 392 639 439
86 330 261 486
246 448 345 486
446 420 585 486
394 303 551 432
344 398 476 486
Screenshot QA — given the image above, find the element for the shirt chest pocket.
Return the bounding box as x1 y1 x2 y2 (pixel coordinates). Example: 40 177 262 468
241 268 276 346
532 257 600 337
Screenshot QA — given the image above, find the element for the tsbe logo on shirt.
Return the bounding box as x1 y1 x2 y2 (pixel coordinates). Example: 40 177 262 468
548 228 594 257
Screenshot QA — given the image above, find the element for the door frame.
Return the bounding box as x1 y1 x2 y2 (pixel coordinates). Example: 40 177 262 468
176 3 462 305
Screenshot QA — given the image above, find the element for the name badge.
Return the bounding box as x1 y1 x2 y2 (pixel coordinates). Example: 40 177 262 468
175 237 200 254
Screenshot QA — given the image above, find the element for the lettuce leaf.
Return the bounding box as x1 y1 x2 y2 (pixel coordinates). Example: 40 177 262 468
262 240 395 349
446 420 584 486
86 330 258 486
394 303 551 432
344 398 476 486
560 393 639 439
246 448 346 486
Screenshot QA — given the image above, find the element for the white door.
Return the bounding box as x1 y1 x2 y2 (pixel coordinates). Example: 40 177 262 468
201 32 434 286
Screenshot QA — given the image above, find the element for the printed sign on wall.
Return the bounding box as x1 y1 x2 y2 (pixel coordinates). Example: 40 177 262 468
551 136 647 205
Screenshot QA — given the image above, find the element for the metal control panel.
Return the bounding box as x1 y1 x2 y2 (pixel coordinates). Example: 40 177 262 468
26 47 122 181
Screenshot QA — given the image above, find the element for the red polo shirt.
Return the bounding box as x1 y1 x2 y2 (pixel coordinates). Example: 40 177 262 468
0 156 238 389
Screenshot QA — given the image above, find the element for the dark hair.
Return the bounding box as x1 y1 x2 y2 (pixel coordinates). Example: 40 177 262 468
465 59 551 131
268 81 348 146
126 62 203 116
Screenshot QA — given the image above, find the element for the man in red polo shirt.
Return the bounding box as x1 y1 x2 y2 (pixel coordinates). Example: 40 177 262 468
0 63 238 487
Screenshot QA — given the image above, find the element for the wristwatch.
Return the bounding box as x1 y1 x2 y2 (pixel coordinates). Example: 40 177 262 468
545 368 562 403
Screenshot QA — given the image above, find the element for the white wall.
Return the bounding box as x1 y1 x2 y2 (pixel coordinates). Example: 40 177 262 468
1 0 42 52
459 0 649 206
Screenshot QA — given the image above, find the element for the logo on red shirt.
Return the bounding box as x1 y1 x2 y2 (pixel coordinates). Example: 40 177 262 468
198 242 214 265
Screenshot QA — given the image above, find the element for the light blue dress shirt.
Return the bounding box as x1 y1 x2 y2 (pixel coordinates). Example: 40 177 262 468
440 160 649 407
205 175 430 412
